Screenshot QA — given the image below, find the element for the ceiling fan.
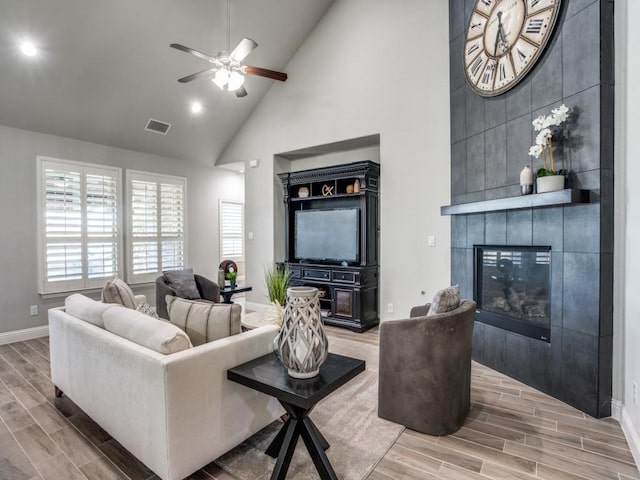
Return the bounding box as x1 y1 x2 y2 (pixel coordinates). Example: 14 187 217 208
170 0 287 98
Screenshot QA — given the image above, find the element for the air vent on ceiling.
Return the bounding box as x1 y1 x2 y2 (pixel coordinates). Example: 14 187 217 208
145 119 171 135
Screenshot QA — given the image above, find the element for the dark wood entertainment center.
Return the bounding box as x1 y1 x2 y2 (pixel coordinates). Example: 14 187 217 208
278 161 379 332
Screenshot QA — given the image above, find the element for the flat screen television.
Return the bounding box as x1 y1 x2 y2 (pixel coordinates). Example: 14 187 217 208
294 208 359 263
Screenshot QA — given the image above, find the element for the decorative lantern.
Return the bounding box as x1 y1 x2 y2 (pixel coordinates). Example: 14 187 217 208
276 286 328 378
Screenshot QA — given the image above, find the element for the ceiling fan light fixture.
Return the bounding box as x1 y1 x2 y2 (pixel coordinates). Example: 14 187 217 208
212 69 229 89
227 71 245 92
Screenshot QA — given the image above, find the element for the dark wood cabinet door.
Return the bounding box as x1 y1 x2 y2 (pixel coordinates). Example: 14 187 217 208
334 289 353 317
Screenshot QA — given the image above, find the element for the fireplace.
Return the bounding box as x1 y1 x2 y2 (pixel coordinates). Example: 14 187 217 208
474 245 551 342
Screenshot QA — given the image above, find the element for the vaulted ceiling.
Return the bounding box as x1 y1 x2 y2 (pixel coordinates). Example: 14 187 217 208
0 0 334 166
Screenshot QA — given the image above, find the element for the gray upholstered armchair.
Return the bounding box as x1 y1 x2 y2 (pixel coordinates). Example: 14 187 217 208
155 273 220 320
378 300 476 435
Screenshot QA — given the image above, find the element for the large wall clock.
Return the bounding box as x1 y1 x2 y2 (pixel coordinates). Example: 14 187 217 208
464 0 562 96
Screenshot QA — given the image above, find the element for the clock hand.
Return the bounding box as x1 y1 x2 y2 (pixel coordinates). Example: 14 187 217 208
494 11 506 56
494 11 503 56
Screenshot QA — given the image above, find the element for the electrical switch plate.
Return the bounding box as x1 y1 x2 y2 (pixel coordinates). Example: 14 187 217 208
428 235 436 247
30 305 38 316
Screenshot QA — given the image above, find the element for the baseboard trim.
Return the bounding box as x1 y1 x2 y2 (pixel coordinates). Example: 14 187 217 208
621 404 640 468
0 326 49 345
612 399 623 421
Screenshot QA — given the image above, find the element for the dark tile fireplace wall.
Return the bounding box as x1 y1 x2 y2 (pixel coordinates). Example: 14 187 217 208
448 0 614 417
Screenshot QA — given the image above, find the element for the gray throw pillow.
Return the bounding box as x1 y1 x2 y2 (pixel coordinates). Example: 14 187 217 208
163 268 201 299
427 285 460 316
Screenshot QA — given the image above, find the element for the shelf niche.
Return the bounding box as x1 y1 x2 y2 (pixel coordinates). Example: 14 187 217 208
278 160 380 333
440 189 591 216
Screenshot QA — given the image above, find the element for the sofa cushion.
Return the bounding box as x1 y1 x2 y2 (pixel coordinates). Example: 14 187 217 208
65 294 117 328
427 285 460 316
103 307 192 354
163 268 201 300
102 278 137 309
166 296 241 346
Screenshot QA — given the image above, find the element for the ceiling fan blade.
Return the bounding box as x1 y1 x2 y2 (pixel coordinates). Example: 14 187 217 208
230 37 258 62
235 86 248 98
177 68 218 83
244 66 288 82
170 43 219 64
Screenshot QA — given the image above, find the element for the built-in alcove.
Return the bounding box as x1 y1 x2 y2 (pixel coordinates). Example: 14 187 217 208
273 135 381 332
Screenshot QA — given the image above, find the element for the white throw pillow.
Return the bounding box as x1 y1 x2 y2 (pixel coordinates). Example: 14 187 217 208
65 294 118 328
166 295 241 346
103 307 192 354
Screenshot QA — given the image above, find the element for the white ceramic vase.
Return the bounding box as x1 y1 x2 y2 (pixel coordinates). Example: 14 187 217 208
536 175 565 193
276 286 328 379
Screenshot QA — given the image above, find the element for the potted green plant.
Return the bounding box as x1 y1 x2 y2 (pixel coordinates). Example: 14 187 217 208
528 104 570 193
225 267 237 289
264 264 292 326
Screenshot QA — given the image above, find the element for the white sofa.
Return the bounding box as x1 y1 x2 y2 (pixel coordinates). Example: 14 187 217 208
49 296 283 480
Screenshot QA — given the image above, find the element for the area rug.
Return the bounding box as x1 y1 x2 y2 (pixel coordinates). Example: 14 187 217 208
215 336 403 480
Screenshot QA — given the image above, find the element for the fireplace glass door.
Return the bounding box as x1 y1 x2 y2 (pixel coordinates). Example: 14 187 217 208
474 245 551 342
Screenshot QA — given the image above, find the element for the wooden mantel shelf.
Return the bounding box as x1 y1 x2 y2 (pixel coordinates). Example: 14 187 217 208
441 189 591 215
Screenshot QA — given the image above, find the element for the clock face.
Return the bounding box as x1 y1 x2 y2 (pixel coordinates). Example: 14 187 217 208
464 0 562 96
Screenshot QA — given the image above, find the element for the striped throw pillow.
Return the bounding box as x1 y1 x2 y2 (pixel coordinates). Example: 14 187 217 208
101 278 137 309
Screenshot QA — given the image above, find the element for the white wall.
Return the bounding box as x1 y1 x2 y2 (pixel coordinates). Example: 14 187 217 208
0 123 243 335
618 0 640 461
219 0 451 318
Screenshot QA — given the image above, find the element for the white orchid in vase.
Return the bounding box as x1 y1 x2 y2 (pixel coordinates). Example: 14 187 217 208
528 104 570 177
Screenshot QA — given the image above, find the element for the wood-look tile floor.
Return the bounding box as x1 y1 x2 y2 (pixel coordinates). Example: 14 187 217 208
0 328 638 480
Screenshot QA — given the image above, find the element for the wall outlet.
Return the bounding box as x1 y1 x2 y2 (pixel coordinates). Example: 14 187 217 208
428 235 436 247
30 305 38 316
387 303 394 313
634 382 638 405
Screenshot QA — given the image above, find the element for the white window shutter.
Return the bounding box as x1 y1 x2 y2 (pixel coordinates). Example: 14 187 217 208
127 172 186 283
38 158 122 294
220 201 244 260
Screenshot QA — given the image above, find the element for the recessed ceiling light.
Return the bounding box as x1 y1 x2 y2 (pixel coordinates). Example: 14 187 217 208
20 42 37 57
190 102 202 114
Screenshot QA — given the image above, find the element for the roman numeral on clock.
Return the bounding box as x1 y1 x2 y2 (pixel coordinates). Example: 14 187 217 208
530 0 542 7
517 48 527 61
526 18 544 34
471 56 484 76
499 62 507 81
481 62 495 84
468 43 480 55
481 0 492 6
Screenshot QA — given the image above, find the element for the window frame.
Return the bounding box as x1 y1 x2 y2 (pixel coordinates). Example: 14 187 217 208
219 199 245 262
36 156 123 295
125 170 188 284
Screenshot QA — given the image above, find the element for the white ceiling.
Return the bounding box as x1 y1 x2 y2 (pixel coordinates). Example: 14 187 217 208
0 0 334 166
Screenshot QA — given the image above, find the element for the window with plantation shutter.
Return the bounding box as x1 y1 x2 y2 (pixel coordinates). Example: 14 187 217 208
219 200 244 260
38 157 122 294
127 171 186 283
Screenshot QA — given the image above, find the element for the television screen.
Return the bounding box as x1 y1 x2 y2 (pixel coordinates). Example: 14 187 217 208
294 208 359 263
